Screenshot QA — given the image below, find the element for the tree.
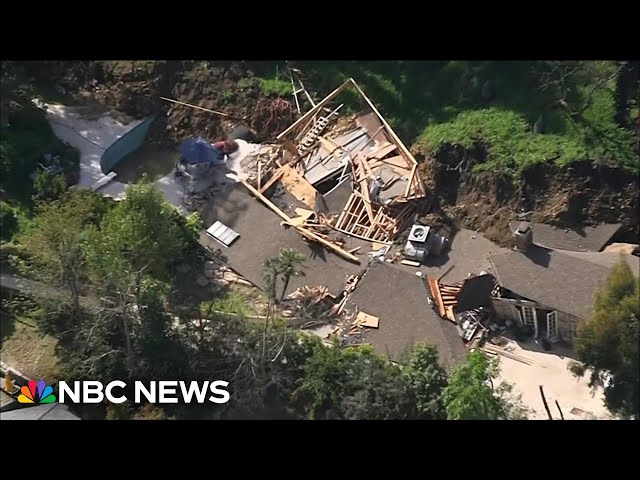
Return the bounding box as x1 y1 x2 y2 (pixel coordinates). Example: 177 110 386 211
0 201 19 241
571 258 640 419
293 344 419 420
83 180 186 289
32 170 67 203
262 248 306 304
443 350 527 420
20 190 113 314
403 344 449 419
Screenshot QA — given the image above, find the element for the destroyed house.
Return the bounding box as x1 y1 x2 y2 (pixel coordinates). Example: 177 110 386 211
489 223 639 345
248 78 426 249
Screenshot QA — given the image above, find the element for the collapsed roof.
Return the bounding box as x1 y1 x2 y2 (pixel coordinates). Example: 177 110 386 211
243 78 427 259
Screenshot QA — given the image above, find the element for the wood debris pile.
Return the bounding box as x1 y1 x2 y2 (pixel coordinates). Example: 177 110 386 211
287 285 336 322
427 276 463 322
241 78 428 266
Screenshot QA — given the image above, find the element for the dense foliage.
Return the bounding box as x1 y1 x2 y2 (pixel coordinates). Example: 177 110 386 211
5 179 528 419
296 60 638 176
571 258 640 419
443 349 527 420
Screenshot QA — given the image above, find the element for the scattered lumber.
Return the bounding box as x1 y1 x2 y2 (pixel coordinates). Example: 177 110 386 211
427 276 446 317
482 343 533 366
259 167 286 194
240 180 360 264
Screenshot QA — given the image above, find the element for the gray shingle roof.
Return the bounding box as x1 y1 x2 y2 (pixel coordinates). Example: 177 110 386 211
489 246 635 319
349 262 467 368
198 184 366 296
508 222 621 252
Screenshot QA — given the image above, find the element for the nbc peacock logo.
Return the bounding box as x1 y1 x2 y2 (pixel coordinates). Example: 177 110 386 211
18 380 57 404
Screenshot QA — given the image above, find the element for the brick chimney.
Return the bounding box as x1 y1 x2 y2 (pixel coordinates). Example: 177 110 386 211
514 222 533 252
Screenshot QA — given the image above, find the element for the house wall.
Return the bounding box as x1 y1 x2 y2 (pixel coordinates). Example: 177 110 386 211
491 297 583 345
557 311 582 344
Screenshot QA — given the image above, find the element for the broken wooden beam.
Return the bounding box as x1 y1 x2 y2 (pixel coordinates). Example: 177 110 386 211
259 167 286 194
240 179 360 264
160 96 232 118
427 276 446 317
277 79 352 140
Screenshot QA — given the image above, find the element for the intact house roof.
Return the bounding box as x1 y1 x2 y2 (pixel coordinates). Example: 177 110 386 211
489 245 638 320
199 183 366 296
508 222 621 252
348 262 468 368
393 228 509 285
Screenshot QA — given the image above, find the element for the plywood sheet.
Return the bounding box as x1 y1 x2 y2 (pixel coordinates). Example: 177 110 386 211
355 311 380 328
289 208 314 226
280 164 318 209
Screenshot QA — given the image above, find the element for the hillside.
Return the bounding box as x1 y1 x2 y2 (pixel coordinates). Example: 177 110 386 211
3 60 638 244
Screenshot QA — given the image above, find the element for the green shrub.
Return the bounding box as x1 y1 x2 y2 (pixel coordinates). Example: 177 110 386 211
237 78 256 90
419 106 636 177
259 77 293 97
0 201 19 241
32 170 67 203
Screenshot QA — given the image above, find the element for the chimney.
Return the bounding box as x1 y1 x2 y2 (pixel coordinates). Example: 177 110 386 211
514 222 533 252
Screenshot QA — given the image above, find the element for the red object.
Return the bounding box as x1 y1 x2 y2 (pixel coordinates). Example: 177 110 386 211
212 141 227 150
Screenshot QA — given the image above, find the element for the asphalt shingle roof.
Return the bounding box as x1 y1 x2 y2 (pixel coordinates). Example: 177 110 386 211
349 262 468 368
198 183 366 296
489 246 637 319
508 222 621 252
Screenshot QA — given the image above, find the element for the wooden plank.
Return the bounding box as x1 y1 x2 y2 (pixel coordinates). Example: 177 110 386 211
317 136 345 155
280 164 318 209
331 224 393 244
445 306 456 323
277 79 352 140
348 79 419 166
240 180 360 263
355 311 379 328
369 155 412 170
401 259 421 267
259 167 286 194
160 96 231 118
360 180 374 223
335 193 355 229
371 242 386 251
257 160 262 191
404 164 417 198
427 276 446 317
289 208 314 226
367 143 398 160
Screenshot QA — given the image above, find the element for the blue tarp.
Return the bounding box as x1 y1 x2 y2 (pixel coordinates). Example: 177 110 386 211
180 137 226 166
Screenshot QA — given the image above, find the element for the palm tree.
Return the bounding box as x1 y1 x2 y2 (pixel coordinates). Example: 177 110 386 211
262 249 307 304
277 249 306 303
263 256 280 302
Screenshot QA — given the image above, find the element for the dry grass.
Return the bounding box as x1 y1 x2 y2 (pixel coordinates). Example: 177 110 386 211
1 314 61 382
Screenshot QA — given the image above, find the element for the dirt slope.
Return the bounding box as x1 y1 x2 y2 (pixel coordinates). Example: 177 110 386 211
27 60 298 146
23 61 639 244
413 145 639 247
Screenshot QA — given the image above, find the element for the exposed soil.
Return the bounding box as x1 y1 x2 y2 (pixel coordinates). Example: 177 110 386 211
25 61 299 147
22 61 639 245
413 145 639 248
